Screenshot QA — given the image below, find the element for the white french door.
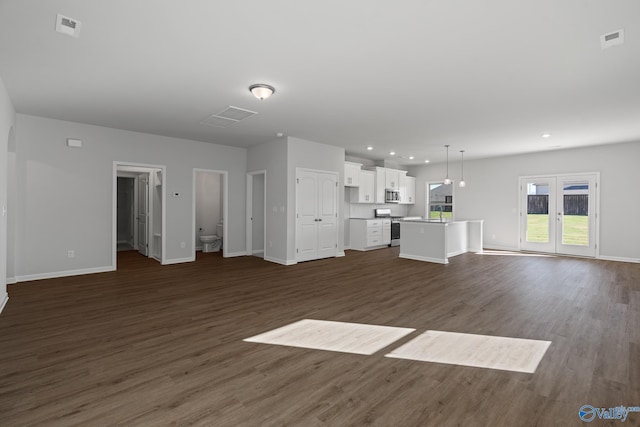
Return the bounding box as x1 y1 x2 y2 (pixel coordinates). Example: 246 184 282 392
520 174 598 257
296 169 338 262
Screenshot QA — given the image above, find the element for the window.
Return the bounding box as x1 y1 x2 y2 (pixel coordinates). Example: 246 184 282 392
426 182 454 219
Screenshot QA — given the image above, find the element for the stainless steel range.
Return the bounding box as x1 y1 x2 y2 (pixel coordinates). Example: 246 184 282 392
374 208 401 247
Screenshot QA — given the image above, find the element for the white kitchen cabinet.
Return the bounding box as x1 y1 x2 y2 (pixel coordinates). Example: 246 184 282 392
400 175 416 204
344 161 362 187
349 218 391 250
296 169 338 262
382 219 391 244
350 170 375 203
385 169 401 190
368 167 408 203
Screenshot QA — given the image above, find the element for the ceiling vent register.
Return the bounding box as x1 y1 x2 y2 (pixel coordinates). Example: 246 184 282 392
600 29 624 49
55 14 82 38
201 106 258 128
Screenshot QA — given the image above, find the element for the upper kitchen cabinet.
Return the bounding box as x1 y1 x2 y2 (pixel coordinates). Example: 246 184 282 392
369 167 408 203
344 161 362 187
350 170 375 203
400 175 416 204
385 169 403 190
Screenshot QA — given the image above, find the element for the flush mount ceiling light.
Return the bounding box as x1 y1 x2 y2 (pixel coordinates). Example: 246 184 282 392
542 133 551 138
249 84 275 100
366 146 373 151
409 156 415 160
443 145 451 185
390 151 396 156
424 160 430 163
459 150 466 188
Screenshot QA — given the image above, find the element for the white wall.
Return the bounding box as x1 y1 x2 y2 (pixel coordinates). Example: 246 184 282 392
287 137 346 261
195 171 222 249
247 138 288 264
13 114 247 280
0 76 16 310
247 136 346 264
407 141 640 262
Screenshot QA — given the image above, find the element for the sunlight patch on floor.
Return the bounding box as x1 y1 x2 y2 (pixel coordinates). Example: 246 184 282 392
385 330 551 373
244 319 416 355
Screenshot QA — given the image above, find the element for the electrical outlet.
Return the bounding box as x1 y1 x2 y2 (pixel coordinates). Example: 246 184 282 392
67 250 74 258
180 241 186 249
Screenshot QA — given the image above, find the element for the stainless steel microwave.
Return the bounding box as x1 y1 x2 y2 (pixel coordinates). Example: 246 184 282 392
385 188 400 203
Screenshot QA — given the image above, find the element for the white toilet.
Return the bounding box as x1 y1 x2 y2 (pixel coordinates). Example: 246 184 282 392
200 220 223 253
200 235 220 253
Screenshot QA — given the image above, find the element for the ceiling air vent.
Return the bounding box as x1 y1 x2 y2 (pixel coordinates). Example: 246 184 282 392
200 106 258 128
55 14 82 38
600 29 624 49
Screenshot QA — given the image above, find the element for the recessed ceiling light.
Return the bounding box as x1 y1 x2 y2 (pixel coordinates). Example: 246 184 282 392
389 151 396 156
409 156 415 160
424 160 430 163
542 133 551 138
366 146 373 150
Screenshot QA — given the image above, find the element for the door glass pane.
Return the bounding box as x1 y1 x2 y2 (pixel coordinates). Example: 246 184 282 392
562 180 589 246
526 182 549 243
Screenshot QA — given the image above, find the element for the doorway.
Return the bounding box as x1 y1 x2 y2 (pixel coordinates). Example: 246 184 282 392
116 177 136 251
246 171 266 258
113 163 166 268
192 169 228 259
520 173 599 257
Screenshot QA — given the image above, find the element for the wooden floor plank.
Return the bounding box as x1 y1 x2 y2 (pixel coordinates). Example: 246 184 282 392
1 248 639 426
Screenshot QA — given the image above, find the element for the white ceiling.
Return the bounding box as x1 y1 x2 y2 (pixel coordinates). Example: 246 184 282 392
0 1 639 165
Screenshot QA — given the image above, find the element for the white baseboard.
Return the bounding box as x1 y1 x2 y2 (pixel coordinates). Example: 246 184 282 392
337 251 346 257
447 249 467 258
399 253 448 264
597 255 640 264
15 266 115 283
0 293 8 315
252 249 264 255
264 256 297 266
224 251 247 258
6 277 16 285
483 244 520 252
163 257 195 265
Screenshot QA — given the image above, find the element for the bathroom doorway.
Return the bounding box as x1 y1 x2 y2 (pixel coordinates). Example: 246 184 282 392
246 170 266 259
192 169 228 258
113 162 166 269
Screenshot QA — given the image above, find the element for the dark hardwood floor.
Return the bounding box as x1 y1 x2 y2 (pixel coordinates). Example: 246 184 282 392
1 248 638 426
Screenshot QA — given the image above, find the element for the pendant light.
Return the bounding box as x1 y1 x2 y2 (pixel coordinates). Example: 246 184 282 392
459 150 466 188
443 145 451 185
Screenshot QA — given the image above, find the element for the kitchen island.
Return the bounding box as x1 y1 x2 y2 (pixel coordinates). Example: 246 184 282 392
399 219 483 264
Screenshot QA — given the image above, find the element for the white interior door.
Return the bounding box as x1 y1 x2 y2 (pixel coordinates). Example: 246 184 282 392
316 172 338 259
296 169 338 262
137 176 149 256
521 174 597 257
296 170 319 261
